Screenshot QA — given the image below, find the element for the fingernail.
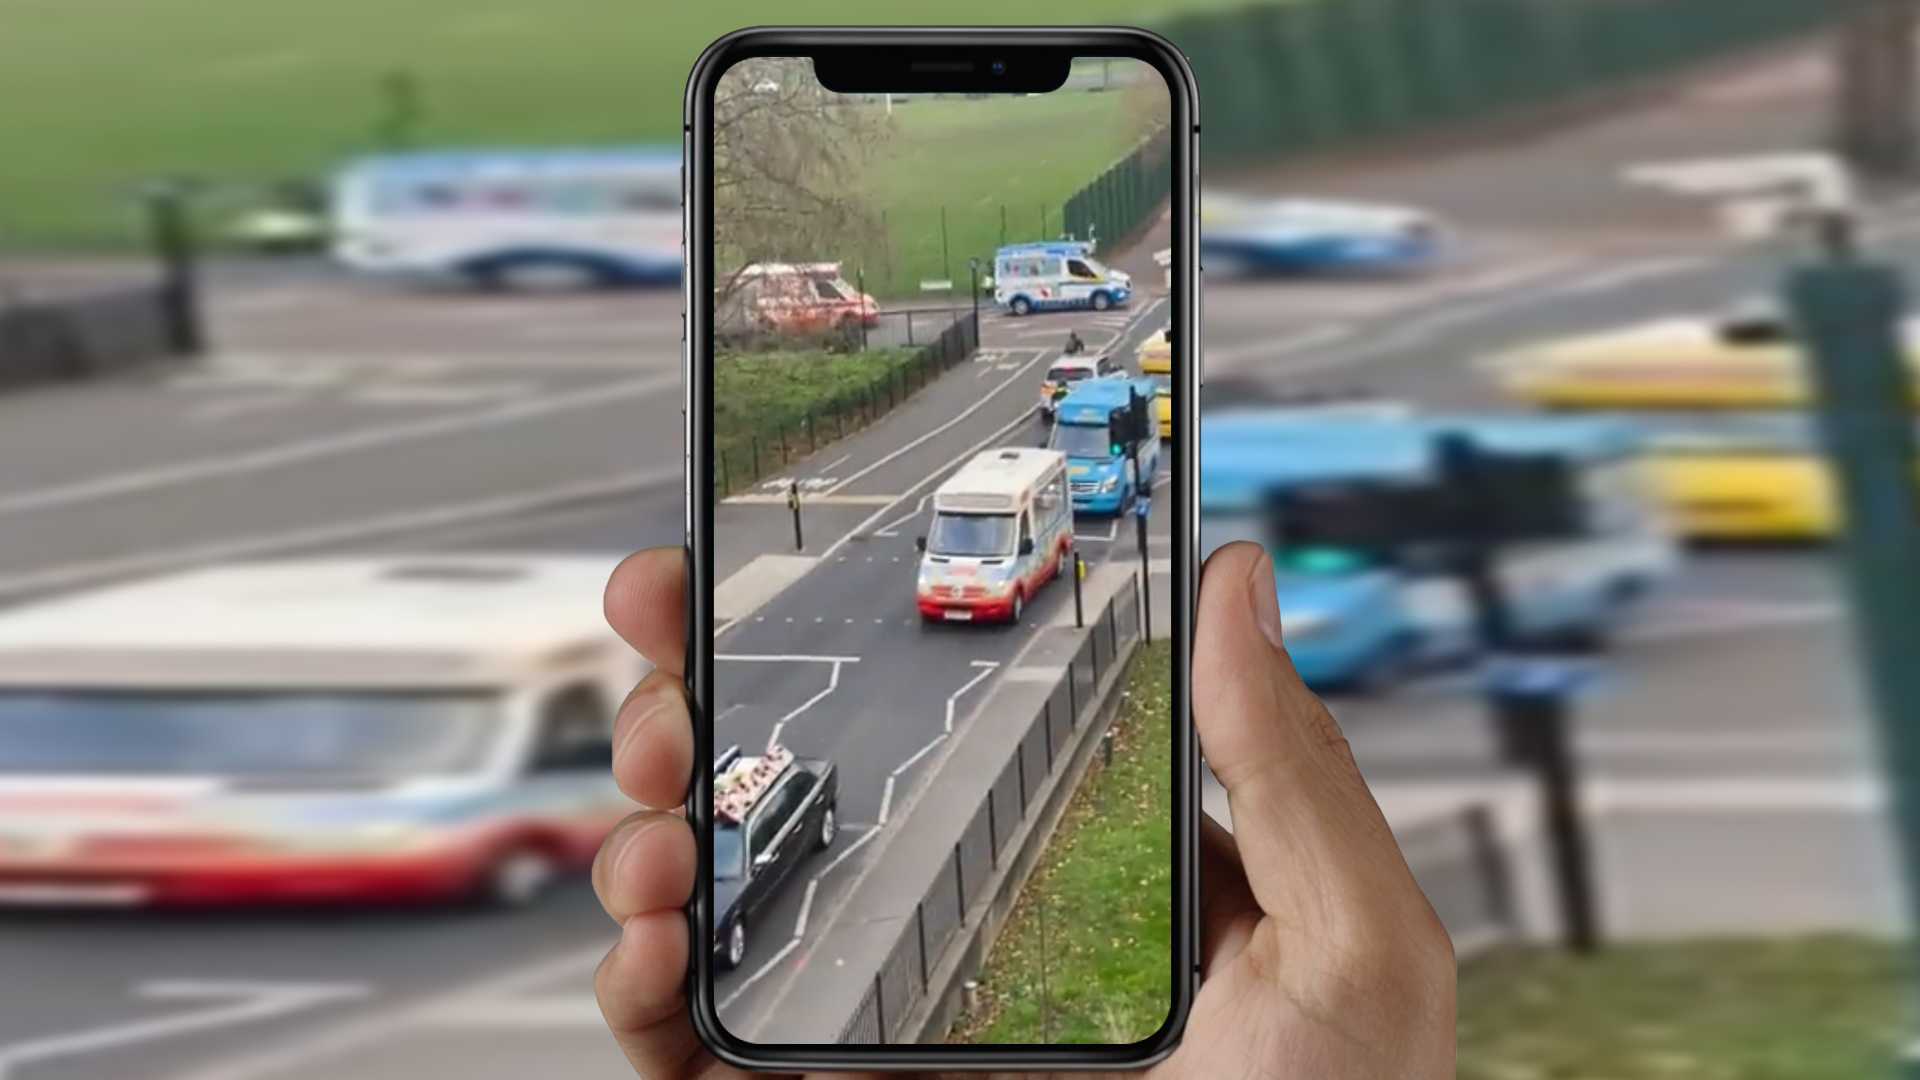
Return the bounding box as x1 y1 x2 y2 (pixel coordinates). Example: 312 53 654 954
1247 549 1284 651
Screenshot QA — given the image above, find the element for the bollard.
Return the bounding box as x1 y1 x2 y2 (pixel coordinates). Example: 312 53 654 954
962 979 981 1014
142 181 204 355
1072 551 1085 629
787 481 804 552
1100 728 1113 768
1487 660 1599 954
1134 490 1153 645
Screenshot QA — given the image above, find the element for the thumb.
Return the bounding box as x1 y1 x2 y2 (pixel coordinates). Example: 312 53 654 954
1193 542 1428 934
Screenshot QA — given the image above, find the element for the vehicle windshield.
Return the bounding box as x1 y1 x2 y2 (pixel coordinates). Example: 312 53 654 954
1052 422 1116 459
1046 366 1093 384
927 512 1018 557
0 691 503 777
714 825 746 880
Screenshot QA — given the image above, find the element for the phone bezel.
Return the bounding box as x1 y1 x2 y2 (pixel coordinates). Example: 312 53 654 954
683 26 1199 1070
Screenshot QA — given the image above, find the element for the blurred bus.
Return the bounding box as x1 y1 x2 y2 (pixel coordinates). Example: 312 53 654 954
0 557 638 908
331 147 681 289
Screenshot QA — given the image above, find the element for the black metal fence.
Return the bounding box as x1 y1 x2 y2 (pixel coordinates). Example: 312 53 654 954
838 578 1145 1043
715 310 978 497
0 285 184 391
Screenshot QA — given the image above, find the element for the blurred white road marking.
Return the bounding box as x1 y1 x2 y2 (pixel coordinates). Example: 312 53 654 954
410 996 603 1029
816 452 853 473
0 374 678 517
186 393 305 424
180 943 613 1080
816 823 880 878
768 659 846 747
1149 557 1173 575
1622 599 1841 643
1203 323 1355 366
878 777 896 825
823 347 1051 495
722 493 900 506
0 981 369 1080
945 662 1001 734
0 468 676 602
1533 255 1712 298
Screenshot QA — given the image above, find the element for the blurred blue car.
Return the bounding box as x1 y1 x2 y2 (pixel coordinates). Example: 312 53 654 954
1052 377 1163 515
1202 412 1679 691
1200 194 1441 278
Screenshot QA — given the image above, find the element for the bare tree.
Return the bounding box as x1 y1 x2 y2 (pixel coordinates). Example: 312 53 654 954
713 59 888 308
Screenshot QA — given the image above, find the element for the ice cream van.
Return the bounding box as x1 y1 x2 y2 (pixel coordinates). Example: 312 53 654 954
916 449 1075 624
993 241 1133 316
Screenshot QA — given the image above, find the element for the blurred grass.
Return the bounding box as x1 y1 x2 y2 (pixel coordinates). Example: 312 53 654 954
713 346 917 494
951 640 1173 1045
0 0 1236 250
1459 936 1914 1078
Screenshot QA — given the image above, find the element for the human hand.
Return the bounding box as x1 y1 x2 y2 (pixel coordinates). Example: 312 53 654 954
592 542 1454 1078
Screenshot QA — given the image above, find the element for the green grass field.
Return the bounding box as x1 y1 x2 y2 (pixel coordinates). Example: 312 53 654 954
950 641 1174 1045
0 0 1239 250
1460 937 1913 1078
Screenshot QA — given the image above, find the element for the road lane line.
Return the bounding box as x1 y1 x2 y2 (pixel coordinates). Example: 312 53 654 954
0 981 370 1080
823 348 1051 495
815 823 880 879
768 659 845 747
794 878 820 938
1203 323 1356 367
944 662 1001 734
0 374 678 517
873 493 933 538
878 777 895 825
718 938 802 1012
0 468 675 602
893 734 949 776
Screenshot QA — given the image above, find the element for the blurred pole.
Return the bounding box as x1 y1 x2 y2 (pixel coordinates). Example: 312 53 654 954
787 481 804 552
1073 552 1085 629
940 205 951 299
1787 226 1920 1073
1435 433 1515 649
142 181 204 356
856 269 869 352
1835 0 1918 179
375 69 422 151
1488 666 1599 953
968 258 981 343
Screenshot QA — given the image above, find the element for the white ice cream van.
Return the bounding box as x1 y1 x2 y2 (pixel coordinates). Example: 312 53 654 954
915 449 1075 624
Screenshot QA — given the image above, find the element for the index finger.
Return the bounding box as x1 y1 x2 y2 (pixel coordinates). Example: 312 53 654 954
605 547 687 678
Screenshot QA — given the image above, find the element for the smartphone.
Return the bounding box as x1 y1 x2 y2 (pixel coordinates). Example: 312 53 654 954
683 27 1197 1070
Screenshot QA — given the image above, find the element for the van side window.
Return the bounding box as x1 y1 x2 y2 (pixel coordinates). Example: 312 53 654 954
813 278 845 301
530 683 612 773
1066 259 1097 280
1019 512 1033 549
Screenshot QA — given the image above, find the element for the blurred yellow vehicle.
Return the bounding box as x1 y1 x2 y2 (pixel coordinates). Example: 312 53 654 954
1632 413 1841 540
1489 311 1920 411
1136 326 1173 438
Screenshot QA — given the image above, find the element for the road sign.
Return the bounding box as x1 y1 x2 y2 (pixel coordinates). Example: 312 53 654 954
919 279 954 292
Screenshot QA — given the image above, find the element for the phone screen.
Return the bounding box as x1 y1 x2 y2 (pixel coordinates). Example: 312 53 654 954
694 46 1186 1053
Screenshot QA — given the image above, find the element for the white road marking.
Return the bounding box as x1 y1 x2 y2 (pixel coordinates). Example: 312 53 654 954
718 939 802 1012
878 776 896 825
874 493 933 538
944 661 1001 734
892 734 950 775
816 452 853 473
1075 519 1119 542
0 981 369 1080
1532 255 1713 298
186 393 306 424
0 374 677 518
1622 600 1841 643
0 468 673 601
767 659 846 747
793 877 820 938
823 348 1051 495
715 654 862 664
1203 323 1356 367
815 822 880 879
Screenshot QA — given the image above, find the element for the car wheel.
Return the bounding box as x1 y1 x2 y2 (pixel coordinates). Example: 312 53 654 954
818 804 838 850
480 845 557 909
1091 291 1112 311
1011 590 1025 623
724 918 748 970
1010 296 1032 316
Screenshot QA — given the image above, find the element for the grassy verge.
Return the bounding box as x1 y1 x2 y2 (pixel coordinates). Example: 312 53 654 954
0 0 1232 249
1459 936 1913 1078
949 640 1174 1045
713 346 918 494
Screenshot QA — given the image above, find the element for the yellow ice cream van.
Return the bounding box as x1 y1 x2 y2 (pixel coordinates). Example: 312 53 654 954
1136 326 1173 438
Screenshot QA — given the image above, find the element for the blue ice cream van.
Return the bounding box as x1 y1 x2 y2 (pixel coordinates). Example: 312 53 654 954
1202 412 1678 690
993 241 1133 316
1051 377 1162 515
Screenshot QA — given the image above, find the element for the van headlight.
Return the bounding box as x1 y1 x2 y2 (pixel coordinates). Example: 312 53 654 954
1099 475 1119 493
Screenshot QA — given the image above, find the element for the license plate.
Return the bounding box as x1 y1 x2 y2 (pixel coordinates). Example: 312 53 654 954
0 882 148 906
943 610 973 622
